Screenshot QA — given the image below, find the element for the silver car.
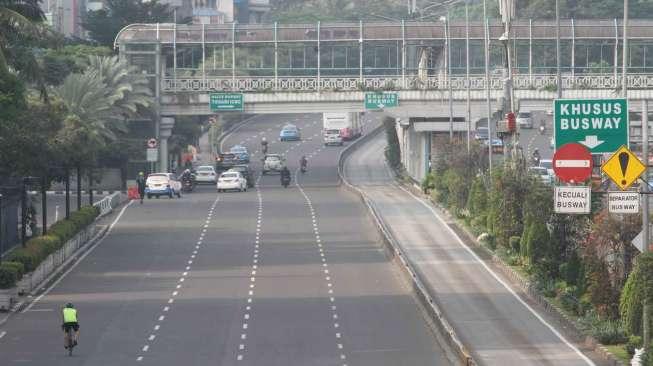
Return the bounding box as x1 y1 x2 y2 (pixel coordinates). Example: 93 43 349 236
262 154 285 175
517 112 533 129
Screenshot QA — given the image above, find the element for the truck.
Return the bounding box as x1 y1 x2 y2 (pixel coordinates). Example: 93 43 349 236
322 112 362 142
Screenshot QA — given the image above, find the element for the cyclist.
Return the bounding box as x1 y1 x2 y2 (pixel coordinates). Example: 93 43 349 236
61 303 79 349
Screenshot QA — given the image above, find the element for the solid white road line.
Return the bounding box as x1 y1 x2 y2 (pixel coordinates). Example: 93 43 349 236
397 185 595 366
22 200 135 313
0 331 6 339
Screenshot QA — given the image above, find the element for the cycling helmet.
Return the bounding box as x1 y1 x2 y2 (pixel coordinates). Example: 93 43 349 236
65 303 74 308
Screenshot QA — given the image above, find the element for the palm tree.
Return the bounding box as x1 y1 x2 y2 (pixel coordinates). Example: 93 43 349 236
53 55 155 165
0 0 45 72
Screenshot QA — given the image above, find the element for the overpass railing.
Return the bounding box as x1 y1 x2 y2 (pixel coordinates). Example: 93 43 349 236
162 73 653 92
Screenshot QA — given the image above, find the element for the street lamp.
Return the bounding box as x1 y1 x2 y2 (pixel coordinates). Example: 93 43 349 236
441 14 454 141
499 31 516 161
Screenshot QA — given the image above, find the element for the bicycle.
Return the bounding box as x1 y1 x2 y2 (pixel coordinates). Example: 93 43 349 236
65 327 76 356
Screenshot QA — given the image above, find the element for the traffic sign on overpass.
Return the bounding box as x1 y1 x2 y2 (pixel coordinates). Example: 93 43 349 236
210 93 243 111
365 92 398 110
554 98 628 154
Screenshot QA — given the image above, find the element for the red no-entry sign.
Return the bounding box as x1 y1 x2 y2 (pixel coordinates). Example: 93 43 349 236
553 143 593 183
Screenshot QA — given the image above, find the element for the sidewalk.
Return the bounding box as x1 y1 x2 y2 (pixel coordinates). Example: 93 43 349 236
342 131 604 366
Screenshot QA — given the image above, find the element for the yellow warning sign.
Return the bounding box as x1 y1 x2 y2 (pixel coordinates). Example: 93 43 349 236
601 145 647 191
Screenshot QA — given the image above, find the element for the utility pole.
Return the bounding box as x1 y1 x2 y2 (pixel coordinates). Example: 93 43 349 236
466 2 471 153
485 17 492 173
555 0 562 99
622 0 629 98
443 13 453 142
643 99 650 351
0 193 3 265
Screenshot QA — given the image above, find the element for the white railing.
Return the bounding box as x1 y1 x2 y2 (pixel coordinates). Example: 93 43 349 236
92 192 121 217
162 74 653 93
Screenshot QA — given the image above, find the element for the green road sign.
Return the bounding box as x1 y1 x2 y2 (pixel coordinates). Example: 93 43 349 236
554 98 628 153
365 92 398 110
210 93 243 111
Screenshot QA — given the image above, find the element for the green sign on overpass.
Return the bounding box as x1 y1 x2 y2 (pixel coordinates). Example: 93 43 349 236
365 92 398 110
554 98 628 153
210 93 243 111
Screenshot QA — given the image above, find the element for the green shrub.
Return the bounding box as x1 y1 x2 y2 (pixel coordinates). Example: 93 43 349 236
1 261 24 280
626 335 642 357
0 264 19 289
590 320 627 345
620 252 653 337
509 236 521 254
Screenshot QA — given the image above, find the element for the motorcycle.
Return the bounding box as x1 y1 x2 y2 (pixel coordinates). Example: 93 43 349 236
300 165 307 174
539 125 546 135
281 174 291 188
182 178 194 192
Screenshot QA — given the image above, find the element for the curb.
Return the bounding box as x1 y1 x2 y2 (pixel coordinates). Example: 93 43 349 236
400 181 625 366
336 126 477 366
27 190 122 195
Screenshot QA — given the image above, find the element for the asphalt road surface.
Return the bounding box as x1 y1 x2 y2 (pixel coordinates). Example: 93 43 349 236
0 113 450 365
343 130 607 366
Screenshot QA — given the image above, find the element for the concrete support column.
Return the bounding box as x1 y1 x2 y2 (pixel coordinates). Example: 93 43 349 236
160 117 175 172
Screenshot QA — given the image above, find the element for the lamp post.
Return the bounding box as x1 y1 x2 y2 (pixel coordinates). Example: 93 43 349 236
441 14 453 141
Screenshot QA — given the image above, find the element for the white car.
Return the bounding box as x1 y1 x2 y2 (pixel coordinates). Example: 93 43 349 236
145 173 182 199
324 129 343 146
195 165 217 184
217 171 247 192
528 166 552 185
539 159 554 177
517 112 533 129
262 154 285 175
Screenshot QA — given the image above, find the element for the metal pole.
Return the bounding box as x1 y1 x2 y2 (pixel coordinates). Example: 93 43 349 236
622 0 629 98
274 22 278 90
359 21 364 83
556 0 562 99
65 167 70 219
0 193 3 265
21 178 26 246
485 18 493 172
232 22 236 88
41 175 47 235
89 169 93 206
643 99 650 350
76 165 81 210
446 14 453 141
466 3 471 152
317 21 321 93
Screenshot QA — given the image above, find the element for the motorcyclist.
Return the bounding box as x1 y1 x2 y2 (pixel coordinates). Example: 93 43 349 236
299 155 307 172
280 166 291 186
181 169 193 183
532 148 541 166
136 172 146 204
539 119 546 134
261 137 268 154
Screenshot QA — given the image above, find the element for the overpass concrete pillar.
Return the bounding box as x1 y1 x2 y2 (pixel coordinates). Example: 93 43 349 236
159 117 175 172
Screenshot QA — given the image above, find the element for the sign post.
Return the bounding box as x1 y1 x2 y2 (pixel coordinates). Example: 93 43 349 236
552 143 593 183
554 98 628 153
365 92 399 110
210 93 244 112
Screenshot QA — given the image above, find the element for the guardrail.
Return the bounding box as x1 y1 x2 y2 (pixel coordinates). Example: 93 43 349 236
93 192 122 217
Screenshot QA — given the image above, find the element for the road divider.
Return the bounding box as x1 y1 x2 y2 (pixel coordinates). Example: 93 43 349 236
337 127 476 366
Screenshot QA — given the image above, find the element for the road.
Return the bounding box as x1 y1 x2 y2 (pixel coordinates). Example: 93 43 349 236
343 129 606 366
0 113 450 365
520 110 554 162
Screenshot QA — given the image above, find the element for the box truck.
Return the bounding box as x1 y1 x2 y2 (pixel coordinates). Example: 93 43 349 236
322 112 362 141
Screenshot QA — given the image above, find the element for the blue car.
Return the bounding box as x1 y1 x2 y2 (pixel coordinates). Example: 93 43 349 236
279 125 301 141
229 145 250 163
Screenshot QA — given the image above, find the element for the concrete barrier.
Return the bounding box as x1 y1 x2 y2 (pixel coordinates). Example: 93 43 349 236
337 126 477 366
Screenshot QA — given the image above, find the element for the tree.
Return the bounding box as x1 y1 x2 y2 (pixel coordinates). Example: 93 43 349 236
42 45 113 86
0 0 44 71
83 0 173 47
621 252 653 337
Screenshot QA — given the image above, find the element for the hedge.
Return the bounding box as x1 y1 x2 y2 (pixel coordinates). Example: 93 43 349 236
3 206 99 288
0 261 25 289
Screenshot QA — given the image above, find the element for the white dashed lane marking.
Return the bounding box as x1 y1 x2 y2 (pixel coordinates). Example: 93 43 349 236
136 196 219 362
236 175 263 362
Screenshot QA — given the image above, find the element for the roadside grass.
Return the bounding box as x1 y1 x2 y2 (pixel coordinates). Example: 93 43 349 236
605 344 630 365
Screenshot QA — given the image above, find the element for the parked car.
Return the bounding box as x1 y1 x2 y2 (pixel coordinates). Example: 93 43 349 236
229 165 255 188
145 173 182 199
217 171 247 192
279 124 301 141
262 154 285 174
194 165 217 184
229 145 250 163
517 112 533 129
528 166 552 184
323 129 343 146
